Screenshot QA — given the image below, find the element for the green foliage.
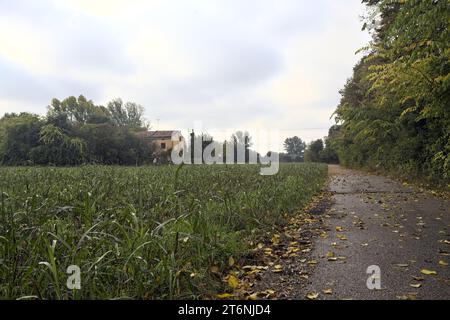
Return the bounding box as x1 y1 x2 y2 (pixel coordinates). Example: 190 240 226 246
0 113 43 165
304 139 324 163
78 123 151 165
0 163 327 299
331 0 450 184
107 98 145 128
0 96 151 166
48 95 111 125
283 136 306 162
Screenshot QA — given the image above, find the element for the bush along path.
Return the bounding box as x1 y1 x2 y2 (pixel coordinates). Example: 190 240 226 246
230 165 450 300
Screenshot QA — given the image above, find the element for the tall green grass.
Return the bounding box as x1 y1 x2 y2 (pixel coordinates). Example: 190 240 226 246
0 163 327 299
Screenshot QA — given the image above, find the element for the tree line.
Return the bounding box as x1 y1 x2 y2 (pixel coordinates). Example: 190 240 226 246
0 95 152 165
1 95 337 167
186 133 339 164
328 0 449 184
281 135 338 164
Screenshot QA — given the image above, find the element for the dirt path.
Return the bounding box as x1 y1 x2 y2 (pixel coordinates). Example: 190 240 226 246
303 165 450 300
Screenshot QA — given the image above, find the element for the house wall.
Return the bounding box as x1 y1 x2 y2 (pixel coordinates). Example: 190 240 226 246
152 132 184 155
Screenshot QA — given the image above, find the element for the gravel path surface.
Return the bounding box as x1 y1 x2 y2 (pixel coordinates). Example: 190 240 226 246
304 165 450 300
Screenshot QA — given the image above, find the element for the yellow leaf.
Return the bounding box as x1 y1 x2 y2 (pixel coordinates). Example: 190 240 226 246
273 264 283 273
217 293 234 299
420 269 437 275
439 260 448 266
328 257 338 261
246 293 258 300
335 226 344 232
227 275 239 288
323 288 333 295
395 263 409 268
326 251 335 258
306 292 319 300
228 256 235 267
260 289 276 298
242 265 255 270
271 234 280 245
337 234 347 240
409 283 422 288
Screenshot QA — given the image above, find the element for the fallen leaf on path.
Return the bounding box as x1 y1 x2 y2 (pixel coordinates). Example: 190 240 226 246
337 234 347 241
246 293 258 300
306 292 319 300
272 264 283 273
395 264 409 268
328 257 338 261
217 293 234 299
409 283 422 288
439 260 448 266
323 289 333 295
421 269 437 275
228 275 239 288
271 234 280 245
259 289 276 298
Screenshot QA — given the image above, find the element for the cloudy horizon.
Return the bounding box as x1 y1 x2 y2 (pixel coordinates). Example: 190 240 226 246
0 0 370 153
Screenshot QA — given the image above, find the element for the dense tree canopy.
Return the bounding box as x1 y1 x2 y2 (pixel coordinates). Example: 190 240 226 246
0 96 151 165
283 136 306 162
330 0 449 184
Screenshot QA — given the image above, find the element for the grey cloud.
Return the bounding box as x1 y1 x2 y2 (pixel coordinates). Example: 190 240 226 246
0 57 100 109
197 42 283 88
58 26 135 74
0 57 51 103
0 0 135 75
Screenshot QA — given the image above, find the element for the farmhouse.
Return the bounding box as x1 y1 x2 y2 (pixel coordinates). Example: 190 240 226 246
137 130 185 163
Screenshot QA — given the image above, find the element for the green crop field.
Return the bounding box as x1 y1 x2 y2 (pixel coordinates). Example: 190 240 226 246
0 163 327 299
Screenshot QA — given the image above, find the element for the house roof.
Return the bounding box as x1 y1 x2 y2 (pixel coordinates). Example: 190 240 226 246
136 130 181 140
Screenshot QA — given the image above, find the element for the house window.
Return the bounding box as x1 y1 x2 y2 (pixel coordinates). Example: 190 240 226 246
161 142 166 149
179 136 182 141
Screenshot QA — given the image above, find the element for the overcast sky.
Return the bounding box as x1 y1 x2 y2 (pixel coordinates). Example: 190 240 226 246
0 0 370 152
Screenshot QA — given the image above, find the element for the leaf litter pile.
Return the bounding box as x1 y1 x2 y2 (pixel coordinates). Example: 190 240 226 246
216 192 333 300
